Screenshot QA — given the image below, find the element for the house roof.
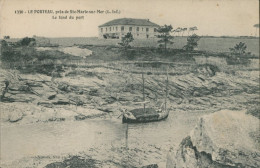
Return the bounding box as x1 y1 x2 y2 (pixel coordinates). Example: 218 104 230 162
99 18 160 27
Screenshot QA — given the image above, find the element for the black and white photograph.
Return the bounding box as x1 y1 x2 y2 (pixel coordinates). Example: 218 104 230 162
0 0 259 167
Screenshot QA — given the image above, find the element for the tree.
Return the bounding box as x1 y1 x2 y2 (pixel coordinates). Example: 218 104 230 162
189 26 198 35
253 24 259 37
229 42 247 55
118 32 134 50
182 28 187 36
173 27 182 36
183 34 200 51
4 36 10 39
156 25 174 52
118 32 134 58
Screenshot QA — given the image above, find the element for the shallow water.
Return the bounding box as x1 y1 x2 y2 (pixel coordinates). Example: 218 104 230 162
1 110 202 167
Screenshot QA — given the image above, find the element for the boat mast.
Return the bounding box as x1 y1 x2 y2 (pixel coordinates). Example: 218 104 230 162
142 63 146 112
165 67 169 111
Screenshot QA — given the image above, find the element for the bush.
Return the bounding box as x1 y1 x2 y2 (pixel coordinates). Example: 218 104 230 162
229 42 247 56
227 42 252 65
0 39 37 63
118 32 134 50
194 64 220 76
34 64 63 76
1 49 16 62
118 32 134 59
18 37 36 46
226 56 250 65
183 34 200 51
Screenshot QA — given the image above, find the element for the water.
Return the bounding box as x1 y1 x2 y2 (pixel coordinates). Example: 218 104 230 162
1 110 201 167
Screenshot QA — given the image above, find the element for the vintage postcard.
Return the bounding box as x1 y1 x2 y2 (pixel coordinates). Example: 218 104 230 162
0 0 259 167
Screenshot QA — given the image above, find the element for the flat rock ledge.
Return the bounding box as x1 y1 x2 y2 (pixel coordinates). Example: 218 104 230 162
166 109 260 168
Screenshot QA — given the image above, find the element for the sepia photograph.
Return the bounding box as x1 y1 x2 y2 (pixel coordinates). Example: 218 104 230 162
0 0 259 167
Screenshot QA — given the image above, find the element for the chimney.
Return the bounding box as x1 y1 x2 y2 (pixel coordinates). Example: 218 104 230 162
147 19 149 21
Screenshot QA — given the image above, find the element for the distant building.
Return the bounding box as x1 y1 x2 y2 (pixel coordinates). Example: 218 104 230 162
98 18 160 39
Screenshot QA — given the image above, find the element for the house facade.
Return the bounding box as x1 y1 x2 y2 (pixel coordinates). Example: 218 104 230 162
98 18 160 39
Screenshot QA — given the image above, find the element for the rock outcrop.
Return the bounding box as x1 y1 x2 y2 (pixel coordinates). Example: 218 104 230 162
166 110 260 168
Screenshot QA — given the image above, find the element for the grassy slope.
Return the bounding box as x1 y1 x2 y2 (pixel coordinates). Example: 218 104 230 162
47 37 259 57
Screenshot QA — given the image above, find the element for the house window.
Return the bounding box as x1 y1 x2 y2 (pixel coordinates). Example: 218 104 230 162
106 28 107 32
146 34 149 38
142 28 143 31
137 34 139 36
101 28 103 33
121 26 124 31
113 27 114 30
129 27 132 31
146 28 149 32
110 27 111 31
154 28 157 32
136 27 139 31
116 27 118 31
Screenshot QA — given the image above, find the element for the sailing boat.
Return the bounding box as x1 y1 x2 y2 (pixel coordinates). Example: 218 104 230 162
122 66 170 123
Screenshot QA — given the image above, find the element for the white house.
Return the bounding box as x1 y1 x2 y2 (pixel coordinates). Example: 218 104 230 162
98 18 160 39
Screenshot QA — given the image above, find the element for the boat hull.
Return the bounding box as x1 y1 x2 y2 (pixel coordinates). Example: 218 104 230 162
122 109 169 123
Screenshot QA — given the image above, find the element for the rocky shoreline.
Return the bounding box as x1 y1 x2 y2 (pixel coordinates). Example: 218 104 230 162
1 61 259 167
1 63 259 126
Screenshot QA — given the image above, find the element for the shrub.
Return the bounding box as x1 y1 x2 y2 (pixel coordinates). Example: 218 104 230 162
118 32 134 50
226 56 250 65
0 39 37 63
118 32 134 59
229 42 249 56
183 34 200 51
227 42 252 65
18 37 36 46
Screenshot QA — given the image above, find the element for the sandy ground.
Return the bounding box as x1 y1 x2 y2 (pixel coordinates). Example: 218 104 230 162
36 46 92 58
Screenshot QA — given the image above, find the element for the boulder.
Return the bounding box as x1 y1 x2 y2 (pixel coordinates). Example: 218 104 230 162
74 114 88 120
45 156 100 168
37 101 54 108
9 111 23 122
142 164 158 168
51 94 70 105
0 102 26 122
73 107 106 120
167 110 260 168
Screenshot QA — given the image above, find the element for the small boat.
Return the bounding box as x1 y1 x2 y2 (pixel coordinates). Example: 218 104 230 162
122 104 169 123
122 65 170 123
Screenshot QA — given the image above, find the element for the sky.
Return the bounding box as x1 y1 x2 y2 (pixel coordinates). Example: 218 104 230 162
0 0 259 38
